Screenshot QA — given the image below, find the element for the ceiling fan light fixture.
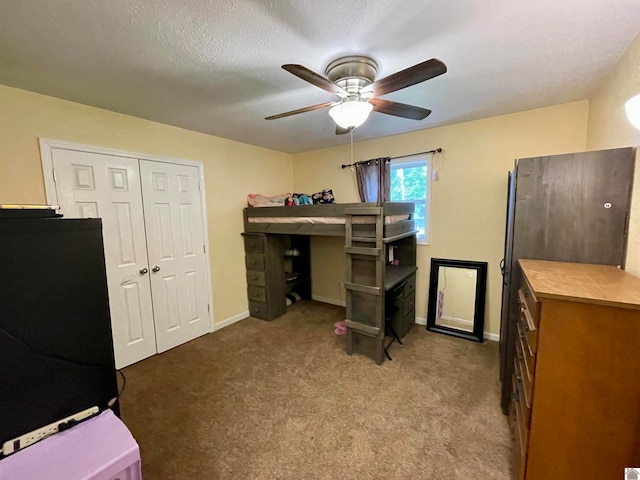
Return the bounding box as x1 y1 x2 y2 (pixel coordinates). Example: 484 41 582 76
625 94 640 130
328 98 373 129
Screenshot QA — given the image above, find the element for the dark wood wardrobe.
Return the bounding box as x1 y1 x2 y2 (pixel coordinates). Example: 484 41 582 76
499 147 636 413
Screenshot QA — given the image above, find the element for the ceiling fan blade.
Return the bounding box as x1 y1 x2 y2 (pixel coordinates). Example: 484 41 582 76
335 126 353 135
370 98 431 120
265 101 335 120
362 58 446 97
282 64 347 97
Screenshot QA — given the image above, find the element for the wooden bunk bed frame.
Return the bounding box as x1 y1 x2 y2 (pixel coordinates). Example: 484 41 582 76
242 202 418 364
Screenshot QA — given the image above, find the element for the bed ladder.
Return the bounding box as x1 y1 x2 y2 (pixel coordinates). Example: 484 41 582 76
344 206 385 364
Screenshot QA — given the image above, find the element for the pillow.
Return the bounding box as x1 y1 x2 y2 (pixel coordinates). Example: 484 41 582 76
247 193 290 207
311 188 335 204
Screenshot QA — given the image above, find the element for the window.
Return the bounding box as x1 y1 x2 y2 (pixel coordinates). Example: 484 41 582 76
390 154 431 243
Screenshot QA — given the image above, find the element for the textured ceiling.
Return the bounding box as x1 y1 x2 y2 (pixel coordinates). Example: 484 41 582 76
1 0 639 154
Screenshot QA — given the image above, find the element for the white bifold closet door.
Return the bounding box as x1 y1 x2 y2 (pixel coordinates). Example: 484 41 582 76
139 160 209 353
51 149 209 368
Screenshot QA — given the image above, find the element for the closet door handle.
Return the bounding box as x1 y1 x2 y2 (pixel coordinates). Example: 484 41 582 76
152 266 161 273
139 267 149 275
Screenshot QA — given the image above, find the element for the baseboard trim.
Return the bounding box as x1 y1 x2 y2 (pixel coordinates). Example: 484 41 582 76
414 316 499 341
213 310 249 332
311 294 346 307
440 314 474 327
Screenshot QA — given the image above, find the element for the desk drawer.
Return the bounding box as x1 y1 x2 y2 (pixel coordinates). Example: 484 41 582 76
243 234 265 254
247 285 267 303
245 253 265 271
246 270 266 287
402 309 415 337
403 291 415 317
403 274 416 297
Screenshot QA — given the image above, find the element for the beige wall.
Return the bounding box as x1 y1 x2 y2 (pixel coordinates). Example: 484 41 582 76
293 101 589 337
0 84 293 324
586 33 640 277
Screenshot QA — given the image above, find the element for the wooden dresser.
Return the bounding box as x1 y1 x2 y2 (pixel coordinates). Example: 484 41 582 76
511 259 640 480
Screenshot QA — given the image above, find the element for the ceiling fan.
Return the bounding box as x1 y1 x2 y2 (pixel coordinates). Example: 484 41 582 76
265 55 447 134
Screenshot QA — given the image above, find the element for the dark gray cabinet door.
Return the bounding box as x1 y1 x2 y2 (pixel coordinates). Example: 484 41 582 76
513 148 633 267
499 170 516 386
500 147 635 412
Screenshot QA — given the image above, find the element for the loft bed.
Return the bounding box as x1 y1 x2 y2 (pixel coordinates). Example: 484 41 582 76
243 202 416 241
242 202 418 364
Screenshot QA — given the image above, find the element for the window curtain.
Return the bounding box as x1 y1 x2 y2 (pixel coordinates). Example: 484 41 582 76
355 157 390 203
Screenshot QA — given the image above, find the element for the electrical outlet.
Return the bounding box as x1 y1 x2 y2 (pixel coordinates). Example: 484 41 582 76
2 406 99 455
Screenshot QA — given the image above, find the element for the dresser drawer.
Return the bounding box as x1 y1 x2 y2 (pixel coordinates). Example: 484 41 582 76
247 285 267 303
403 274 416 297
515 341 533 408
516 320 535 383
248 300 268 319
518 284 539 328
512 371 530 443
513 363 532 431
511 377 527 480
245 253 265 271
518 297 538 354
243 234 265 254
246 270 266 287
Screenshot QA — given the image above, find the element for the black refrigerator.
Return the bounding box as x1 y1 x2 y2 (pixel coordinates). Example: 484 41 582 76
0 211 118 452
498 147 635 413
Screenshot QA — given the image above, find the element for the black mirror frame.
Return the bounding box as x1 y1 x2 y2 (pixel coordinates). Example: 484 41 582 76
426 258 488 343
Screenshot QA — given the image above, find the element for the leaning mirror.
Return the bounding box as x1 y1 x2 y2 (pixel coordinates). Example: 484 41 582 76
426 258 487 342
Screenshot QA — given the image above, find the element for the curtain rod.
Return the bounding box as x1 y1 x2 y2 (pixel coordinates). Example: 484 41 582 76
340 148 443 169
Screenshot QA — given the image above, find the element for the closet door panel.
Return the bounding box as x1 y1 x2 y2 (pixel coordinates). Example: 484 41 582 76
140 160 209 352
51 149 158 368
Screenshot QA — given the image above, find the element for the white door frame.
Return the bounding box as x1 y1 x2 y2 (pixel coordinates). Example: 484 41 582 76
39 138 215 333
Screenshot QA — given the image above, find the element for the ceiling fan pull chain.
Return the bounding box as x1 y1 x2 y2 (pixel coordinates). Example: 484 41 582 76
350 129 354 170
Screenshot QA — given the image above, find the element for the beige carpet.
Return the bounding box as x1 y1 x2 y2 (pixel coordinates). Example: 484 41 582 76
120 301 512 480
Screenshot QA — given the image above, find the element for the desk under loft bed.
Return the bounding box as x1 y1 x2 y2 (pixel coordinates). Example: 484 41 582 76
242 202 418 364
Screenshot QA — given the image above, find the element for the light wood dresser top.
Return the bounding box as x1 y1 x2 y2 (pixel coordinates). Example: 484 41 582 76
519 259 640 310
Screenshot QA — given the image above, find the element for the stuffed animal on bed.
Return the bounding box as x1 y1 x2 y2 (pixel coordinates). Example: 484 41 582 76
312 188 335 204
288 193 312 206
297 194 312 205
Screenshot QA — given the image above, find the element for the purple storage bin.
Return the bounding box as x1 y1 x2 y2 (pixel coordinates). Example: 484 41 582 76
0 409 141 480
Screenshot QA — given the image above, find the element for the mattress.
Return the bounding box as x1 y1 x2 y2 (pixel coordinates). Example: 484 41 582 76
247 214 410 225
